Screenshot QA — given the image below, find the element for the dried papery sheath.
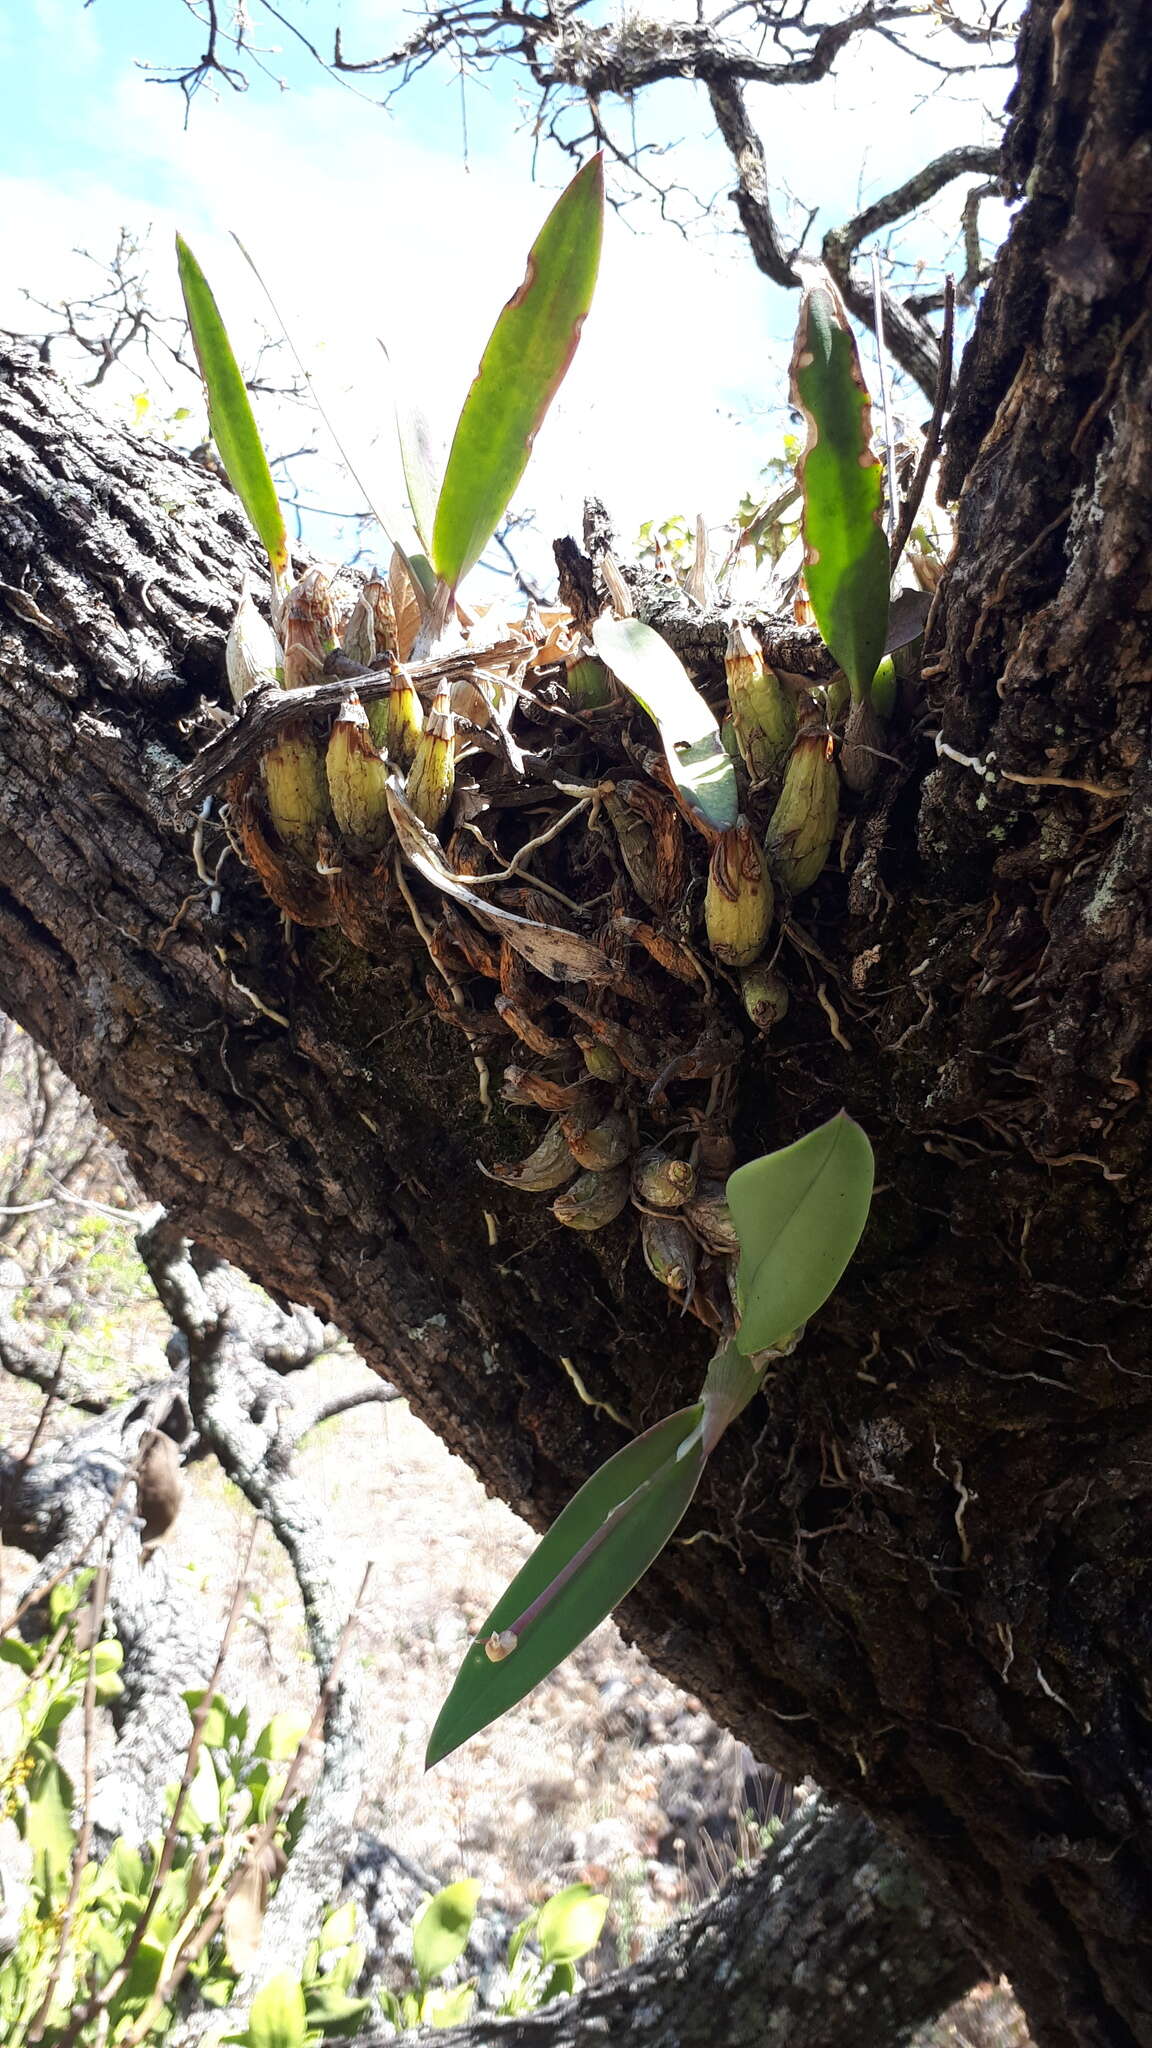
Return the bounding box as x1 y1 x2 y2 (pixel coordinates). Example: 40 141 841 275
325 693 391 855
365 576 399 658
484 1630 518 1663
495 997 569 1058
281 568 337 691
444 831 492 883
705 818 773 969
724 621 796 782
552 1166 631 1232
839 695 885 795
340 591 376 668
226 588 279 705
405 678 455 830
605 782 688 915
632 1148 697 1211
502 1066 590 1114
766 731 840 895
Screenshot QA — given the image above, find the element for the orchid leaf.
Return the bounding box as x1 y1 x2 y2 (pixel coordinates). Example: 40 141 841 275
791 268 889 703
700 1337 767 1454
382 340 442 556
591 615 738 835
176 236 288 582
426 1403 705 1765
728 1113 875 1356
431 155 604 590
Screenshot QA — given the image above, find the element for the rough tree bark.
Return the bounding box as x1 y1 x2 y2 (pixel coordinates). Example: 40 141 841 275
1 0 1151 2042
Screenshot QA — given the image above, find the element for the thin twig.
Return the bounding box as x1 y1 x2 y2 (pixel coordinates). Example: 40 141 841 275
870 251 900 543
890 278 955 573
17 1360 67 1476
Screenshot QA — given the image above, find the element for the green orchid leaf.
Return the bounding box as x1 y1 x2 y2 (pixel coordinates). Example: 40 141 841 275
431 155 604 590
791 268 889 703
591 615 738 835
176 236 289 581
246 1971 308 2048
700 1337 767 1454
383 344 441 557
728 1113 875 1356
426 1403 706 1766
536 1885 609 1965
412 1881 481 1985
405 550 437 605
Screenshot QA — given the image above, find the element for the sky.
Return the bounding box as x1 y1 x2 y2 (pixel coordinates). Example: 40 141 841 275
0 0 1016 595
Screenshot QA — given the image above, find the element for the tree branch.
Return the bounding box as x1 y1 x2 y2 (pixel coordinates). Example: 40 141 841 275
356 1800 980 2048
136 1218 371 1977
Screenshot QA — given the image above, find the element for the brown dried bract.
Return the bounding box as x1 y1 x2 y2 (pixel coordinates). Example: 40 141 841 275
227 769 338 928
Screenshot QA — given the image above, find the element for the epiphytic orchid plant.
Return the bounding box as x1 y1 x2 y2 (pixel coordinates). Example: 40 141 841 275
426 1113 874 1764
176 160 603 865
177 166 894 1771
178 154 603 632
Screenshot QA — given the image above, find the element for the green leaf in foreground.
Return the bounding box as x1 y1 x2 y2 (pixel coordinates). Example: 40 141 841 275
727 1112 875 1356
412 1881 482 1984
536 1885 609 1965
175 236 288 581
426 1403 706 1765
791 267 889 703
245 1971 309 2048
431 154 604 590
591 615 738 835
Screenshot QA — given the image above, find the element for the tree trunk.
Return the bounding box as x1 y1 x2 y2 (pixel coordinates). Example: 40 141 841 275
2 0 1151 2039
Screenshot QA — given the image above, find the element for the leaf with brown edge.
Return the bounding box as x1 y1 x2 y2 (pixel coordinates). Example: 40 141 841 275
431 156 604 591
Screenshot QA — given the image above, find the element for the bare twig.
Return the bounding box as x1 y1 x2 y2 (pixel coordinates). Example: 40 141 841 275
890 278 955 572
